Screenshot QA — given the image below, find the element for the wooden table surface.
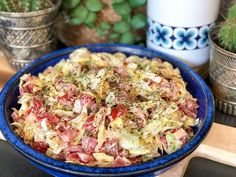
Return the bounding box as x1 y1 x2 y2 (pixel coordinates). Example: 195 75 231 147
0 52 236 177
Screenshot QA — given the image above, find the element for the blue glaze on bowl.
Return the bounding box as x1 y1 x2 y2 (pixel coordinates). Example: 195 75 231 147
0 44 214 177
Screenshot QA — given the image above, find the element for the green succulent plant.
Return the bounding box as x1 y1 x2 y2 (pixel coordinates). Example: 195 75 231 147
62 0 146 44
0 0 53 12
219 3 236 53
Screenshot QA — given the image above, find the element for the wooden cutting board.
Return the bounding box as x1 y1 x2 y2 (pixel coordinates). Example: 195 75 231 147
0 51 235 177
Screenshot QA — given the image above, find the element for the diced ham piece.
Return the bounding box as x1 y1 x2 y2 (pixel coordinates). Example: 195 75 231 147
11 110 20 122
160 79 171 88
66 152 95 164
66 153 81 163
64 145 83 153
74 93 95 113
160 81 179 101
77 152 95 163
112 156 131 167
173 128 188 144
58 94 75 107
114 67 129 76
133 108 147 128
82 136 98 154
179 99 198 118
129 156 142 165
64 83 78 96
31 141 49 153
42 112 60 124
20 83 37 95
80 93 94 105
31 99 44 114
19 75 38 95
59 127 78 143
82 115 96 132
103 139 120 156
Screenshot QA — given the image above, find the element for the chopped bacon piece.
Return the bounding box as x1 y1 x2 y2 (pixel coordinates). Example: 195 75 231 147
59 127 78 143
31 141 49 153
82 136 98 154
112 156 131 167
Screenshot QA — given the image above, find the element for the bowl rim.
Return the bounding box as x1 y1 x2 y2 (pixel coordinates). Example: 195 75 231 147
0 44 214 176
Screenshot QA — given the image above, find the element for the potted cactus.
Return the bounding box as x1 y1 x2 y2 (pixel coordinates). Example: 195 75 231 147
0 0 53 12
0 0 61 70
209 3 236 115
57 0 146 46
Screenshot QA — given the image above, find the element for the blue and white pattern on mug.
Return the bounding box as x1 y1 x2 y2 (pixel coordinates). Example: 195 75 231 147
147 17 214 51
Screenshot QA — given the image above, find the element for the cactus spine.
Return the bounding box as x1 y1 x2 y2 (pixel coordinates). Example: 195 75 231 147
219 3 236 53
0 0 53 12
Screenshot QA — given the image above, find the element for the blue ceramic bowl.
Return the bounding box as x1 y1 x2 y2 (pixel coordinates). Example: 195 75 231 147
0 44 214 177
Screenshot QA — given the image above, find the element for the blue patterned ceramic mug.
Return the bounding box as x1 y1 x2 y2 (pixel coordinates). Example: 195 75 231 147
147 0 220 68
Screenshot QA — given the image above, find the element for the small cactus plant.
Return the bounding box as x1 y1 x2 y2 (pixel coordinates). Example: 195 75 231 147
219 3 236 53
0 0 53 12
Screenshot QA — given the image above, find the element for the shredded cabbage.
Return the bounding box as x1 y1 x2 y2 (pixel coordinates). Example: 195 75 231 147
12 48 198 167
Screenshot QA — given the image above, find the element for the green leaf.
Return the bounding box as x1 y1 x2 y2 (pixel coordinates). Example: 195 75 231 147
120 31 135 44
70 17 83 25
70 5 89 25
63 0 81 9
128 0 146 8
100 22 111 30
112 0 125 4
131 13 146 29
113 20 130 33
96 28 106 36
85 0 104 12
84 12 97 25
109 33 120 40
112 2 131 16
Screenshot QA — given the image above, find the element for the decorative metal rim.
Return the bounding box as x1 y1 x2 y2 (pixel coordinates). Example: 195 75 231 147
215 97 236 116
1 20 56 30
0 0 61 17
209 26 236 59
4 39 56 49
